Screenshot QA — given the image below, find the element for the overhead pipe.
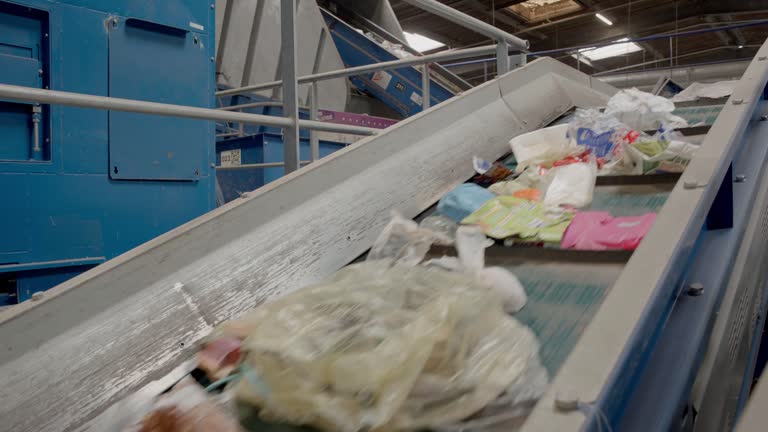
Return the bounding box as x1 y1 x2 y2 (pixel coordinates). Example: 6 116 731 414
593 45 761 76
442 20 768 69
597 59 750 88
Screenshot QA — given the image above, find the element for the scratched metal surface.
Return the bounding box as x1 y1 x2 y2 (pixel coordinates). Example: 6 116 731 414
0 59 615 432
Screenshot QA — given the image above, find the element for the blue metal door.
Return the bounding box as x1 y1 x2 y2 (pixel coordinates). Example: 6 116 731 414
108 17 211 181
0 3 47 161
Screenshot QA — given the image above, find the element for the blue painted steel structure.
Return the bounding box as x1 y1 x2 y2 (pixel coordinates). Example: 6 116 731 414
215 92 351 202
216 134 345 203
321 9 456 118
589 99 768 430
0 0 215 303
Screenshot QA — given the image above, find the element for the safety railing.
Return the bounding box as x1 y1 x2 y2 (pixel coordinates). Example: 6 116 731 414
218 0 528 173
0 0 529 175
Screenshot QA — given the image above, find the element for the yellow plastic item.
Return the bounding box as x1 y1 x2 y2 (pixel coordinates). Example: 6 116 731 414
216 262 541 432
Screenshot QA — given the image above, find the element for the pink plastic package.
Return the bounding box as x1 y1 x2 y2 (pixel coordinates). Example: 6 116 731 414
561 212 656 251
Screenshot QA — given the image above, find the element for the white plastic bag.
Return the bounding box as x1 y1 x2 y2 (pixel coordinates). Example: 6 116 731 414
624 138 700 175
605 88 688 131
544 160 597 208
509 125 581 171
419 215 458 245
426 226 527 313
368 212 436 265
671 80 736 102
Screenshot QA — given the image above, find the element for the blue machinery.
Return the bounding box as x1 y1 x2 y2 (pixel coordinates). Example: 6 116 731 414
0 0 476 302
2 1 768 432
0 0 216 302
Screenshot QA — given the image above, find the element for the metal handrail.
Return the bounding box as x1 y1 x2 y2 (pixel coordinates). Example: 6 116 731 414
216 44 498 97
0 83 379 136
399 0 529 51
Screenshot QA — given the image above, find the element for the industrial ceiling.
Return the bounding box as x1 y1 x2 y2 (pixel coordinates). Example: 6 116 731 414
389 0 768 84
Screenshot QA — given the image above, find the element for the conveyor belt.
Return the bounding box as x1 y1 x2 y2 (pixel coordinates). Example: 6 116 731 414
3 45 768 432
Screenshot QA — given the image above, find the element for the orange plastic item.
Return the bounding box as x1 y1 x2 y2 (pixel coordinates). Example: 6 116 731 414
512 188 542 201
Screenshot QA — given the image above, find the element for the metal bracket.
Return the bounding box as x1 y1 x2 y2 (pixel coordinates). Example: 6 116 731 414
707 164 735 230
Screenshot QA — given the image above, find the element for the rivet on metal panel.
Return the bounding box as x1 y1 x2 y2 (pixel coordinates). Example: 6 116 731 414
37 69 43 77
687 282 704 296
194 169 199 176
554 390 580 412
210 3 215 9
210 163 216 168
111 17 118 28
735 174 747 183
31 292 45 301
210 57 215 63
733 98 744 105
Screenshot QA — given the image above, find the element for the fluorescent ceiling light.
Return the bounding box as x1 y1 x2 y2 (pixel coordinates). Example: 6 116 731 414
570 53 594 68
404 32 445 53
577 38 642 61
595 13 613 26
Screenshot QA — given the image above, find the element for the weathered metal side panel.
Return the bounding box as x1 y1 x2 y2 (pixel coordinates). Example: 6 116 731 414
0 58 612 432
215 0 349 111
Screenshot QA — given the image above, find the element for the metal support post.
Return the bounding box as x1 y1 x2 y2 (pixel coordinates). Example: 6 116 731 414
30 104 42 160
280 0 300 174
496 41 510 76
309 82 320 162
422 63 431 111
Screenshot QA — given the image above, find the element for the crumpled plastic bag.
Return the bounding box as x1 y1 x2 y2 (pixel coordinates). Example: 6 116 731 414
605 88 688 131
225 261 542 432
543 160 597 208
438 183 496 222
434 356 548 432
509 124 583 171
671 80 736 103
425 226 527 313
567 108 638 169
623 136 700 175
419 215 458 245
368 213 440 265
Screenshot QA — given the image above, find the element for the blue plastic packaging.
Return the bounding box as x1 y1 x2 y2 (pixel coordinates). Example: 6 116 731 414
438 183 496 222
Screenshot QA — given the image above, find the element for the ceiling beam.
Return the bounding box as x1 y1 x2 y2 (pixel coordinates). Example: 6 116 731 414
722 14 747 46
704 15 736 46
459 0 549 40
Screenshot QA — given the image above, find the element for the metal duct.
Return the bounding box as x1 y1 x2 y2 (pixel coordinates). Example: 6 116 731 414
598 60 749 88
334 0 406 41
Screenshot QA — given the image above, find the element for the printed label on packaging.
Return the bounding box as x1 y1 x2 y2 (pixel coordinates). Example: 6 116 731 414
372 71 392 89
